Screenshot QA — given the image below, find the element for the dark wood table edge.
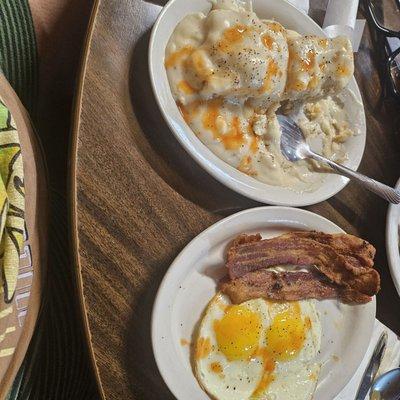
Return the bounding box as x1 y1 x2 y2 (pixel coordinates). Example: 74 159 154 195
0 74 47 400
69 0 106 399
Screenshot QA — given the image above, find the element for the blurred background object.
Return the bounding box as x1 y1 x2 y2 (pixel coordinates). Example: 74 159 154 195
365 0 400 100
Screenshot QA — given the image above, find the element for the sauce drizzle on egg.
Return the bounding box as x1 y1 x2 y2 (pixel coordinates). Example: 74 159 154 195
210 362 223 374
196 337 212 359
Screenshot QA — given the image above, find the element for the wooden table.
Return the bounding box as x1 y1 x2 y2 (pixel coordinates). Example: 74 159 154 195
71 1 400 399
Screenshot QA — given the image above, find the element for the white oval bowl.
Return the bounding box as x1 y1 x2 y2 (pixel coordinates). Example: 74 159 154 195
149 0 366 206
152 206 376 400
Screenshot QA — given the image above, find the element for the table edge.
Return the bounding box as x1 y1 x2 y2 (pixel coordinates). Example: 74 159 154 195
69 0 106 399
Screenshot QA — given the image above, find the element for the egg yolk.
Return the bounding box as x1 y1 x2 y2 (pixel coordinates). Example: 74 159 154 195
250 302 311 397
266 302 308 361
214 305 262 361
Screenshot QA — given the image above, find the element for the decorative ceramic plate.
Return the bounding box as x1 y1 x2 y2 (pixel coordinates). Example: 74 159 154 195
0 73 46 398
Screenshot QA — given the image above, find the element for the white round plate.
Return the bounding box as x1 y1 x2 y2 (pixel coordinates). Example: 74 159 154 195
149 0 366 207
152 206 376 400
386 177 400 297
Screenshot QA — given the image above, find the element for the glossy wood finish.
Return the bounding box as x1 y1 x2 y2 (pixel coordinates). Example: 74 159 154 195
71 1 400 399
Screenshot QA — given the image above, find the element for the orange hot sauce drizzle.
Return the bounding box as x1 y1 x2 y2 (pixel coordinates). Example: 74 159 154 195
259 60 279 94
165 46 194 68
195 337 212 360
251 303 312 398
180 338 190 346
218 24 249 52
210 362 223 374
177 100 201 124
178 80 197 95
261 34 274 50
201 99 245 150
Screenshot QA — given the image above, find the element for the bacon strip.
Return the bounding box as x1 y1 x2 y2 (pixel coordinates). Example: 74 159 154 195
280 231 376 269
226 232 380 297
221 269 372 304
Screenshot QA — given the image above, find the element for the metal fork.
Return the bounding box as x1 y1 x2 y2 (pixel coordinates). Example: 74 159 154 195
278 114 400 204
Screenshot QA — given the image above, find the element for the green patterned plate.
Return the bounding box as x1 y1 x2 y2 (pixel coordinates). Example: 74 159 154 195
0 74 46 399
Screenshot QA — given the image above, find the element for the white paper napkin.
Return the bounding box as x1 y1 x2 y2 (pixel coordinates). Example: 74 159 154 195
286 0 365 51
286 0 309 14
323 0 365 52
334 319 400 399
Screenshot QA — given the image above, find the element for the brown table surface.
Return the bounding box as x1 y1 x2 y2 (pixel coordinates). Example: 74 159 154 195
71 0 400 399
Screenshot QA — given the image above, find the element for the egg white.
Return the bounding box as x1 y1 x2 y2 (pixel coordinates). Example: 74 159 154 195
194 293 321 400
261 301 321 400
195 293 269 400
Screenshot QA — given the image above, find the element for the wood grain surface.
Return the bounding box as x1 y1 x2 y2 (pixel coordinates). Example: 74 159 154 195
71 1 400 399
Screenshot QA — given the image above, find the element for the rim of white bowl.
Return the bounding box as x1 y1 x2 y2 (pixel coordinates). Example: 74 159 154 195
386 178 400 297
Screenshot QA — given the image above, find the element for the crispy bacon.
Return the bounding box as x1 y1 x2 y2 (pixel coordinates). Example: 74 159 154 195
225 231 380 299
281 231 376 269
221 269 372 304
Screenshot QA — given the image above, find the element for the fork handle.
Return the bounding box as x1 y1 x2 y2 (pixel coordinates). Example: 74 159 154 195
309 152 400 204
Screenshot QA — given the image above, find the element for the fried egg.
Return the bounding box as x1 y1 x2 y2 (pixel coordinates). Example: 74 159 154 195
194 293 321 400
